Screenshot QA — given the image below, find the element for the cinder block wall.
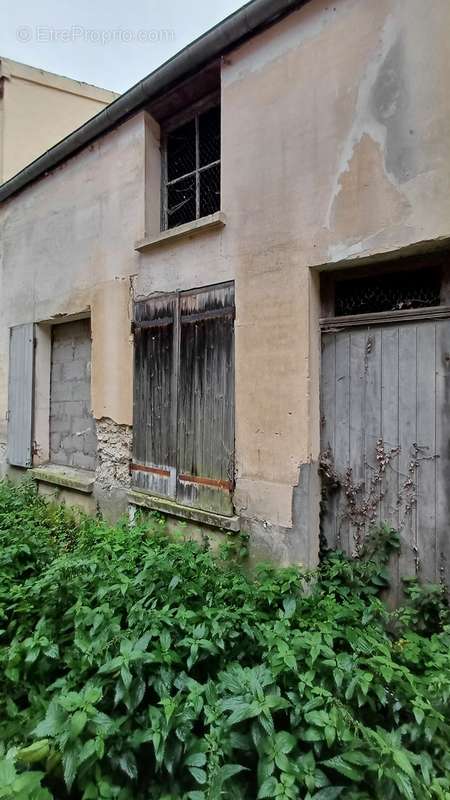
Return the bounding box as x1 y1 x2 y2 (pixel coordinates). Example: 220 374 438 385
49 319 97 470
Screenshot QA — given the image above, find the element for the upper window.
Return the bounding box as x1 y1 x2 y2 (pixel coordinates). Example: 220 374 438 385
163 105 221 230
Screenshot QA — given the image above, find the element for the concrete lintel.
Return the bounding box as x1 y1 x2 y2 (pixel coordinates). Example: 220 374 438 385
128 488 240 532
30 464 95 493
135 211 226 252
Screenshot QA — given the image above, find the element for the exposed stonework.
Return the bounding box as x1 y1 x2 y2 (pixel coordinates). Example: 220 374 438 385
94 417 132 519
95 417 132 493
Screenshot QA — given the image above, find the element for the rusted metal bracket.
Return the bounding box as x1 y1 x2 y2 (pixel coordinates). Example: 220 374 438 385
131 462 172 478
179 473 232 491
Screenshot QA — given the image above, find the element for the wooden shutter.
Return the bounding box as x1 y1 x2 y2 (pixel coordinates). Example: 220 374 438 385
177 283 235 515
7 323 34 468
132 296 177 497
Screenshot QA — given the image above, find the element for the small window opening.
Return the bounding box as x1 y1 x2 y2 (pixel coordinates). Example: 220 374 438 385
163 105 220 229
334 268 441 317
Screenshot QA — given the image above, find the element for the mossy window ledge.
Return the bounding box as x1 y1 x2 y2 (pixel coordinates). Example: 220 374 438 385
128 489 240 532
30 465 95 494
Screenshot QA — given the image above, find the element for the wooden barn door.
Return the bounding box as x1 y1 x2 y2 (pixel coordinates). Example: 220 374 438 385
320 312 450 588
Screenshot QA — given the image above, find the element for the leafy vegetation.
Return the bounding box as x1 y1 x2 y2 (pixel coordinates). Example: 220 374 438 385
0 480 450 799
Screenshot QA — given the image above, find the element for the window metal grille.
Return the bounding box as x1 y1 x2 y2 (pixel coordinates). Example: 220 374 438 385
335 269 441 317
164 105 220 229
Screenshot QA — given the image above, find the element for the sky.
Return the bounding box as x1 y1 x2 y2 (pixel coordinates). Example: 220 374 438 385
0 0 246 94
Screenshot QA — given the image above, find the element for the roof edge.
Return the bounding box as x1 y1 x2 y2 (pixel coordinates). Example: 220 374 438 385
0 0 306 203
0 56 119 101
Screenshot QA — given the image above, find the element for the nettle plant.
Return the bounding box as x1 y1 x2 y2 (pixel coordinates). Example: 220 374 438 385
1 480 450 800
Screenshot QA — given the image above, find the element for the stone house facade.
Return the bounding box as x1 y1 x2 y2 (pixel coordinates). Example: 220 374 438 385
1 0 449 582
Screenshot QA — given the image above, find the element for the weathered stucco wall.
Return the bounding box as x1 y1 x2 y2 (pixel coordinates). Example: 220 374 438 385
219 0 450 563
223 0 450 270
0 0 449 564
0 113 143 509
135 0 450 564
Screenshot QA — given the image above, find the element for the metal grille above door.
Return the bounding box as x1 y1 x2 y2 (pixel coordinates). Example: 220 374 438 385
334 268 441 316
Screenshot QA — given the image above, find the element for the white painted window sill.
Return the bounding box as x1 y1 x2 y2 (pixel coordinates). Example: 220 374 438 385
30 464 95 494
128 488 240 532
135 211 226 253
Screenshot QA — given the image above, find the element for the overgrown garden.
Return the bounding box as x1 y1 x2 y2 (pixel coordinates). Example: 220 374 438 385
1 480 450 799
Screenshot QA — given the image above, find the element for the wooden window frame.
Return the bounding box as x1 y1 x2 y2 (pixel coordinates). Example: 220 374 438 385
161 91 220 231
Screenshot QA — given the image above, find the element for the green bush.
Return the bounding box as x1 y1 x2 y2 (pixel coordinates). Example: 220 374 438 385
0 480 450 799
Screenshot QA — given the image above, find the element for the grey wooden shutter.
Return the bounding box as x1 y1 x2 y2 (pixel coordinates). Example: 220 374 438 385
7 323 35 468
132 295 177 497
177 283 235 515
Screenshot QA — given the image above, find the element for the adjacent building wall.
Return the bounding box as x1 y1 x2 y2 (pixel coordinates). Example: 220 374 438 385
0 57 118 182
0 0 449 564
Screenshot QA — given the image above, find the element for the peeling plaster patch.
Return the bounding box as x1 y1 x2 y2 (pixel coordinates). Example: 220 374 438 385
372 39 405 122
330 134 410 243
328 230 450 271
241 461 320 569
328 240 364 263
325 13 400 231
371 38 413 183
128 275 137 320
95 417 132 492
